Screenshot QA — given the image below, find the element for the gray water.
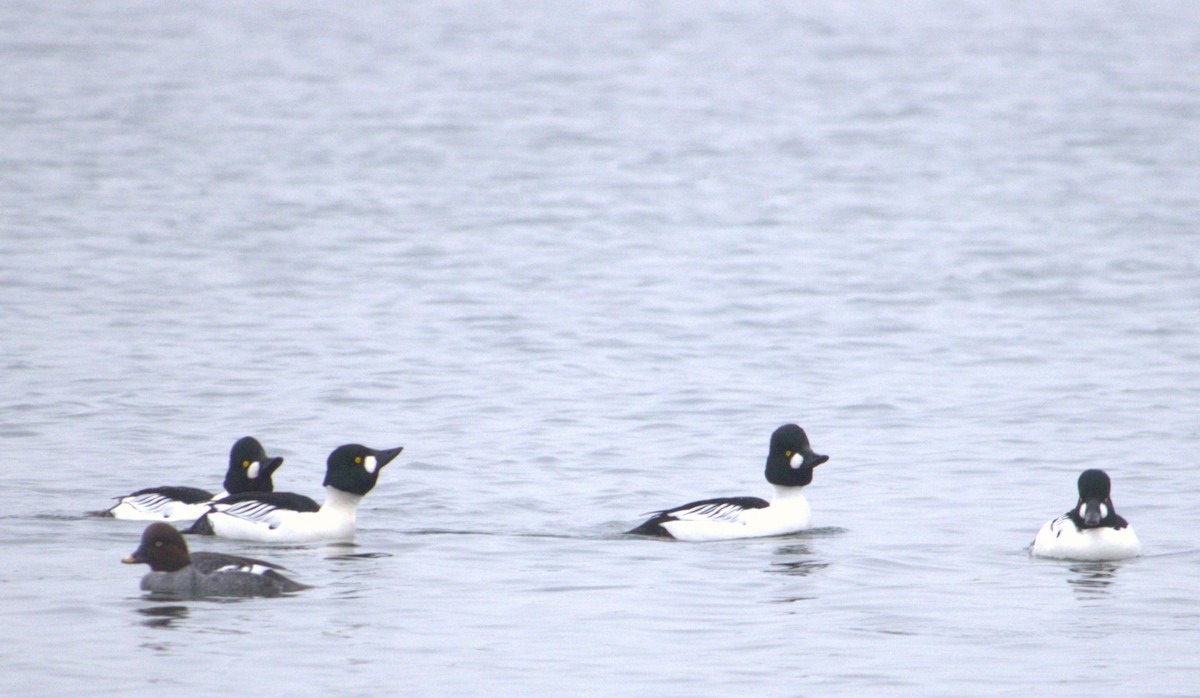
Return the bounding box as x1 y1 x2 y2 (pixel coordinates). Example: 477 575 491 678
2 1 1199 695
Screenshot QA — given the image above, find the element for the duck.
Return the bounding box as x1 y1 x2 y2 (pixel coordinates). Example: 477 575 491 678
185 444 403 543
99 436 283 521
122 522 307 598
628 424 829 541
1031 468 1142 561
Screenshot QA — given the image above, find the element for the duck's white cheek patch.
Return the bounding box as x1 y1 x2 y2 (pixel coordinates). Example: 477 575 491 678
364 455 378 474
247 461 261 479
1099 503 1109 519
790 453 803 469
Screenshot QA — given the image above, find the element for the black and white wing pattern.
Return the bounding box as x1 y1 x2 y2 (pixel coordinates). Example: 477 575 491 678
101 486 217 521
629 496 770 538
189 550 292 575
185 491 321 535
662 496 770 523
1048 513 1074 537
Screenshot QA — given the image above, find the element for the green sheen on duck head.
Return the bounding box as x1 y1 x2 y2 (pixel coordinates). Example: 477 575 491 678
322 444 404 496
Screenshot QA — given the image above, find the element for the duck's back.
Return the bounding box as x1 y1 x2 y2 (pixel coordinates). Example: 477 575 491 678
1031 515 1142 561
631 494 812 541
140 566 306 597
104 486 219 521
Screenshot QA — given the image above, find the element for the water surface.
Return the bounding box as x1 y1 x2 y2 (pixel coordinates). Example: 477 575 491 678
2 1 1199 695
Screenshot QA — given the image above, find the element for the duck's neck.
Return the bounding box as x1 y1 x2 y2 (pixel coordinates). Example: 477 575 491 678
320 487 364 516
770 485 809 505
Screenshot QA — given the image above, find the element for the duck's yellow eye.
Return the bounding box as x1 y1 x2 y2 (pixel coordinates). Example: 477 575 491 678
154 541 163 547
785 451 792 458
355 456 362 464
242 460 250 468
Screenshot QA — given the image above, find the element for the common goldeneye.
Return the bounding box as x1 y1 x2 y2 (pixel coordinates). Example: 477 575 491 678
1031 469 1142 561
122 522 307 598
628 424 829 541
99 436 283 521
185 444 403 543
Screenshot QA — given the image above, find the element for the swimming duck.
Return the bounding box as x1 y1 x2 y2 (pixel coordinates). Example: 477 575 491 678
122 522 307 598
629 424 828 541
1031 468 1142 561
186 444 403 543
101 436 283 521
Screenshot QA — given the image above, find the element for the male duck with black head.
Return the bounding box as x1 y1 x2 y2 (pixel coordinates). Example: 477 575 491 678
629 424 829 541
100 436 283 522
187 444 403 543
1031 469 1141 561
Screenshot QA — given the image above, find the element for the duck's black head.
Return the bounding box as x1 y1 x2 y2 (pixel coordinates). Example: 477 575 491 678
764 424 829 487
323 444 404 496
123 522 190 572
1070 468 1123 529
223 436 284 495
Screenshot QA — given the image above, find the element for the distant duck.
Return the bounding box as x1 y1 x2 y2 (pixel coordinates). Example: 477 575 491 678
100 437 283 522
185 444 403 543
629 424 829 541
122 523 307 598
1031 469 1142 561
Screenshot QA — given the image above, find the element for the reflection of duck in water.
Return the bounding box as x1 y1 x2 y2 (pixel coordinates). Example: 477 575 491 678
1066 562 1120 598
1031 469 1142 561
768 543 830 577
136 605 190 628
